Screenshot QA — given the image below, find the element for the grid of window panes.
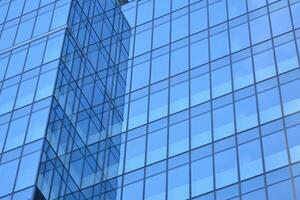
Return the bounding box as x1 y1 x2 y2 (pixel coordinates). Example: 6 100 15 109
98 0 300 199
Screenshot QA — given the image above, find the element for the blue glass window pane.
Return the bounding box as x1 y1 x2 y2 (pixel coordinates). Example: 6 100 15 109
169 120 189 156
235 96 258 132
134 30 152 56
125 136 146 172
295 177 300 199
253 49 276 82
210 31 229 60
15 17 35 44
151 53 169 83
0 124 8 153
149 89 168 121
26 108 49 143
281 79 300 115
6 48 27 78
212 65 232 98
213 104 234 140
6 0 25 21
171 46 188 75
209 0 227 26
227 0 246 19
0 3 9 24
33 9 53 37
170 81 189 114
153 21 170 49
287 125 300 163
15 77 38 109
268 180 293 200
147 128 167 164
270 7 292 37
0 56 9 81
191 39 209 68
168 165 189 200
172 0 188 11
154 0 170 18
128 96 148 129
291 2 300 28
230 23 250 52
238 140 263 180
35 69 58 101
51 3 70 28
250 15 271 44
122 181 143 200
232 57 254 90
145 173 166 200
0 84 18 115
247 0 266 11
15 151 40 190
131 61 150 91
275 41 298 74
171 14 188 42
0 25 18 51
243 189 266 200
190 7 207 34
263 131 288 171
23 0 40 13
258 88 282 123
5 115 29 151
215 148 238 188
0 159 19 196
191 73 210 106
137 0 153 25
25 40 46 70
44 33 64 63
191 156 213 196
191 112 211 148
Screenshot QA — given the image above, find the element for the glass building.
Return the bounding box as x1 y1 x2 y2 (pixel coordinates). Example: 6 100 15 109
0 0 300 199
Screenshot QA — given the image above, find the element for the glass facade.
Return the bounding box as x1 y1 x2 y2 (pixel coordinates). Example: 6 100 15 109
0 0 300 199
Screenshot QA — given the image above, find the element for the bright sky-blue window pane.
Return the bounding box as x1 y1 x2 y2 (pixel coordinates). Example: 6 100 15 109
258 88 282 123
247 0 266 11
131 61 150 91
270 7 292 37
191 112 211 148
26 108 49 143
149 89 168 121
0 56 9 81
147 128 167 164
5 115 29 151
145 173 166 200
287 125 300 163
191 156 213 196
128 96 148 129
268 180 293 200
6 49 27 78
123 181 143 200
239 140 263 180
212 65 232 98
172 0 188 11
210 31 229 60
171 46 188 75
134 30 152 56
169 120 189 156
0 3 9 24
0 84 18 115
227 0 246 19
23 0 40 13
51 3 70 28
230 23 250 52
263 131 288 171
295 177 300 198
15 77 38 109
190 7 207 34
191 73 210 106
137 0 153 25
33 10 52 36
153 22 170 49
25 41 46 70
275 41 298 74
6 0 25 21
254 49 276 82
215 148 238 188
213 104 234 140
191 39 209 68
0 124 8 153
151 53 169 83
154 0 170 18
232 57 253 90
209 0 227 26
170 81 189 114
281 79 300 115
35 69 57 100
235 96 258 132
291 2 300 28
0 25 18 51
243 189 266 200
15 151 40 190
44 33 64 63
0 159 18 196
15 17 35 44
168 165 189 200
125 136 146 172
250 15 271 44
172 14 188 42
